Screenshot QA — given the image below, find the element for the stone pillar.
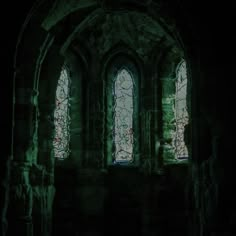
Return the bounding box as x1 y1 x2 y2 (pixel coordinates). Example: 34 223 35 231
70 75 83 167
140 111 153 174
35 103 55 236
14 87 38 163
161 76 176 164
37 103 55 174
9 162 33 236
9 85 39 236
140 66 163 174
85 80 104 169
31 164 55 236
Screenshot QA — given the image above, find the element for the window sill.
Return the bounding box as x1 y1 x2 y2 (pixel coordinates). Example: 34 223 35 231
164 158 188 165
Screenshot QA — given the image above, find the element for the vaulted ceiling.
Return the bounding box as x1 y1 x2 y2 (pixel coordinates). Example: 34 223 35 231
77 11 179 59
40 0 184 60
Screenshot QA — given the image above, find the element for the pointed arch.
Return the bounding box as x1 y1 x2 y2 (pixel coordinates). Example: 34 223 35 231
113 67 134 163
53 65 71 160
103 49 142 166
173 59 189 160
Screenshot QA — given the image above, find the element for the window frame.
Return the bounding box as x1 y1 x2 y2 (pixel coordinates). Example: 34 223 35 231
105 54 140 167
174 59 189 161
112 67 135 164
53 64 71 161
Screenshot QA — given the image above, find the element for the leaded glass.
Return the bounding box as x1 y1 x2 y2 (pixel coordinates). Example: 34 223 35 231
173 60 189 159
53 67 70 160
113 69 134 163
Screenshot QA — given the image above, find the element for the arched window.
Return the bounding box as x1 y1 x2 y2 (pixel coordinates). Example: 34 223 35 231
53 66 71 160
173 60 189 160
105 55 140 166
113 68 134 163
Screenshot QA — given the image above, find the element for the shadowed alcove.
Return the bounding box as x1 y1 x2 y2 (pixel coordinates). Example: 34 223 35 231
2 1 234 236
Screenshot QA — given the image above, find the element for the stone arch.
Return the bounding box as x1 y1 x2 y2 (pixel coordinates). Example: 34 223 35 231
102 45 143 167
154 46 191 165
9 1 198 235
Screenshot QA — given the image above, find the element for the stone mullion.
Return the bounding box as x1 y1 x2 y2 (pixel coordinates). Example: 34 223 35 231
84 80 90 167
140 75 150 172
101 79 106 170
140 65 156 173
161 76 176 164
152 68 162 172
140 109 152 174
70 67 83 167
70 100 83 166
156 75 164 172
142 110 159 174
85 80 104 168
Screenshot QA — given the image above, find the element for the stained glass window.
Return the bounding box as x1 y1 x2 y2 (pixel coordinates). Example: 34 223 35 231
113 68 134 163
53 66 70 160
173 60 189 160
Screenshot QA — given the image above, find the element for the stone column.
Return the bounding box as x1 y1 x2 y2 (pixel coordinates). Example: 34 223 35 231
37 103 55 174
35 103 55 236
31 164 55 236
9 85 39 236
14 87 38 163
140 110 152 174
85 80 104 169
9 162 33 236
161 76 176 164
